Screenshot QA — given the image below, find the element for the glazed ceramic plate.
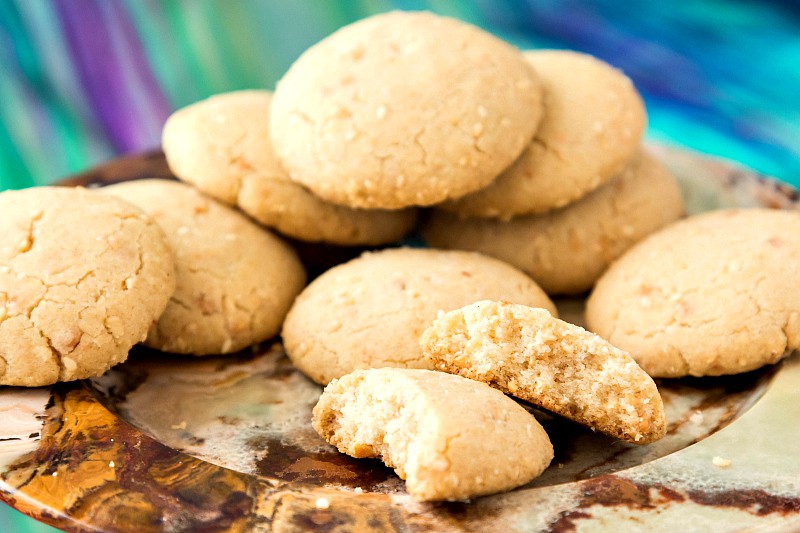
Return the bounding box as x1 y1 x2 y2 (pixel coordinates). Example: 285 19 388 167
1 145 799 532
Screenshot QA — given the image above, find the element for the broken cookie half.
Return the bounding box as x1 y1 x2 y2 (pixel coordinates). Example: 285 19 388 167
421 300 666 444
312 368 553 502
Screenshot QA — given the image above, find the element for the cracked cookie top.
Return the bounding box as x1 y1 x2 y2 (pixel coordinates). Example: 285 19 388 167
442 50 646 219
269 11 543 209
586 208 800 377
281 247 556 385
105 179 306 355
0 187 175 386
162 90 417 245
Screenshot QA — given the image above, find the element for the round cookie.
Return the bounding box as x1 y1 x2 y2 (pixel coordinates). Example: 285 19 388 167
162 90 416 245
282 248 556 384
442 50 646 219
424 151 683 294
586 208 800 377
313 368 553 501
105 179 306 355
0 187 175 386
270 11 543 209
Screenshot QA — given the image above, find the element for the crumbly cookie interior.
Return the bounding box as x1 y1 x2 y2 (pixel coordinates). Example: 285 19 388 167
313 374 418 479
312 368 554 501
422 301 665 443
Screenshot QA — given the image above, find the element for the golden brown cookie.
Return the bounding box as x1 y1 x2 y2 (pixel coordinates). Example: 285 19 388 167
270 11 543 209
162 90 416 245
421 301 666 443
424 151 683 294
281 248 556 384
0 187 175 386
586 208 800 377
105 179 306 355
442 50 646 219
313 368 553 501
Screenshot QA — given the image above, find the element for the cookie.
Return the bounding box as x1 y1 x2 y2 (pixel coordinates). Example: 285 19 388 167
282 248 556 384
421 301 666 443
442 50 646 219
313 368 553 501
162 90 416 245
105 179 306 355
586 208 800 377
424 151 683 294
0 187 175 386
269 11 543 209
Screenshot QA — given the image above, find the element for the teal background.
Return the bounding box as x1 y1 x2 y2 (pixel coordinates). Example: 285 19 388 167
1 0 799 530
1 0 799 193
0 507 59 533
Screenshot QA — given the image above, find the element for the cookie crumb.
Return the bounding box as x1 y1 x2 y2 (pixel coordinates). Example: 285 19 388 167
221 338 233 353
171 421 187 430
712 456 732 468
315 497 330 509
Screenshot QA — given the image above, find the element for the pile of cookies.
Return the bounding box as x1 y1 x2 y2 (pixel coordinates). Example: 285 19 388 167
1 10 799 504
0 182 307 382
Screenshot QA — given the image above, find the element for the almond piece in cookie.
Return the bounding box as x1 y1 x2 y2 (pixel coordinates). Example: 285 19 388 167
421 300 666 444
312 368 553 502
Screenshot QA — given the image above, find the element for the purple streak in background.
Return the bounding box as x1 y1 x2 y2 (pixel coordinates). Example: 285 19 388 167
55 0 169 153
111 0 171 144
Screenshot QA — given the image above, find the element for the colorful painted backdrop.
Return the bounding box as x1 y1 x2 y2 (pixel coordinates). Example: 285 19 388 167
2 0 800 531
1 0 799 192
